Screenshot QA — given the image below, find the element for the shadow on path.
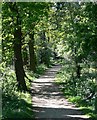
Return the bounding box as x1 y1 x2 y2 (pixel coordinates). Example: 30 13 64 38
33 107 90 120
31 65 90 120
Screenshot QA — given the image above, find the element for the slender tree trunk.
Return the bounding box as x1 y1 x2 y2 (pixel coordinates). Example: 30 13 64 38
29 32 36 72
1 39 4 62
95 94 97 113
74 47 81 78
9 3 27 91
40 31 50 67
94 78 97 113
76 63 81 78
22 47 28 66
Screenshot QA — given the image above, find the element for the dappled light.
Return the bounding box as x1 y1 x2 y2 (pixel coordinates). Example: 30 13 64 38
32 65 90 119
1 2 97 120
2 92 33 119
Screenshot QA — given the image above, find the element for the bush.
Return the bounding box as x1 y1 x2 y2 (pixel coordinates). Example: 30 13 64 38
0 62 33 119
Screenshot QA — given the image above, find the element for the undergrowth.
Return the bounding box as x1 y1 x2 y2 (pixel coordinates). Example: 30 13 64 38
1 62 47 120
56 60 97 120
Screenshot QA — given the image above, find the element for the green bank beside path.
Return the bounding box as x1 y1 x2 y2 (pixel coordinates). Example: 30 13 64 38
56 61 97 120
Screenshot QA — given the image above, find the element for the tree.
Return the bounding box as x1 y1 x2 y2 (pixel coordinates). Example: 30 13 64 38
85 2 97 113
22 2 49 71
29 30 36 72
2 2 27 91
2 2 50 90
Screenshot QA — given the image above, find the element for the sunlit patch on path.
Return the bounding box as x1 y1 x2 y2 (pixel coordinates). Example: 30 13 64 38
31 64 90 119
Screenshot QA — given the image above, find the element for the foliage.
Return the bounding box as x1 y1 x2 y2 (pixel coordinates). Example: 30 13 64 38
36 64 47 75
2 1 97 119
1 62 48 119
56 60 97 118
0 62 32 119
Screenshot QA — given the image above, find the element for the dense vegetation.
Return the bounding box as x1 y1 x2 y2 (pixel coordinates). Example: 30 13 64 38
1 2 97 119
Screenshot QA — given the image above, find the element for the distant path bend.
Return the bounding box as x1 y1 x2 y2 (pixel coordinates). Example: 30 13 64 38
31 64 90 120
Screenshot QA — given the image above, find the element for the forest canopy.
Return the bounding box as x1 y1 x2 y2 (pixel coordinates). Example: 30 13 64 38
1 2 97 119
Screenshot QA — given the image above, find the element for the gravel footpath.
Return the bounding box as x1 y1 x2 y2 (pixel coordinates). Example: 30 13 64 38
31 65 90 120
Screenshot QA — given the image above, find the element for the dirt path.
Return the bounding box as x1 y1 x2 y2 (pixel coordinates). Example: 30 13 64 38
31 64 90 120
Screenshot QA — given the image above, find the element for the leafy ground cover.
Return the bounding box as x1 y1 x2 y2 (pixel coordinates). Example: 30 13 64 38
56 60 97 120
1 63 47 120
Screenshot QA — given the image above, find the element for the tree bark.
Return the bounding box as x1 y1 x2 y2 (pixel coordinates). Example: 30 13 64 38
94 94 97 114
13 35 27 91
40 31 50 67
1 39 5 62
74 47 81 78
29 32 36 72
76 64 81 78
94 80 97 114
22 47 28 66
9 3 27 91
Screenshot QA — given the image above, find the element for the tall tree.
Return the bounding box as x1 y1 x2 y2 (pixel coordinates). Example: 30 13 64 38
7 3 27 91
22 2 49 71
29 30 36 72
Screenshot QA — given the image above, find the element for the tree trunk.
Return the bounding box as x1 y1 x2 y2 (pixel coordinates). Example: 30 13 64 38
40 31 50 67
9 3 27 91
29 32 36 72
94 94 97 114
76 64 81 78
22 47 28 66
13 36 27 91
74 47 81 78
94 79 97 114
1 39 4 62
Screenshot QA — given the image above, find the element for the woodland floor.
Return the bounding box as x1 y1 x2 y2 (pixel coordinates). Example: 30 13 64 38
31 64 90 120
